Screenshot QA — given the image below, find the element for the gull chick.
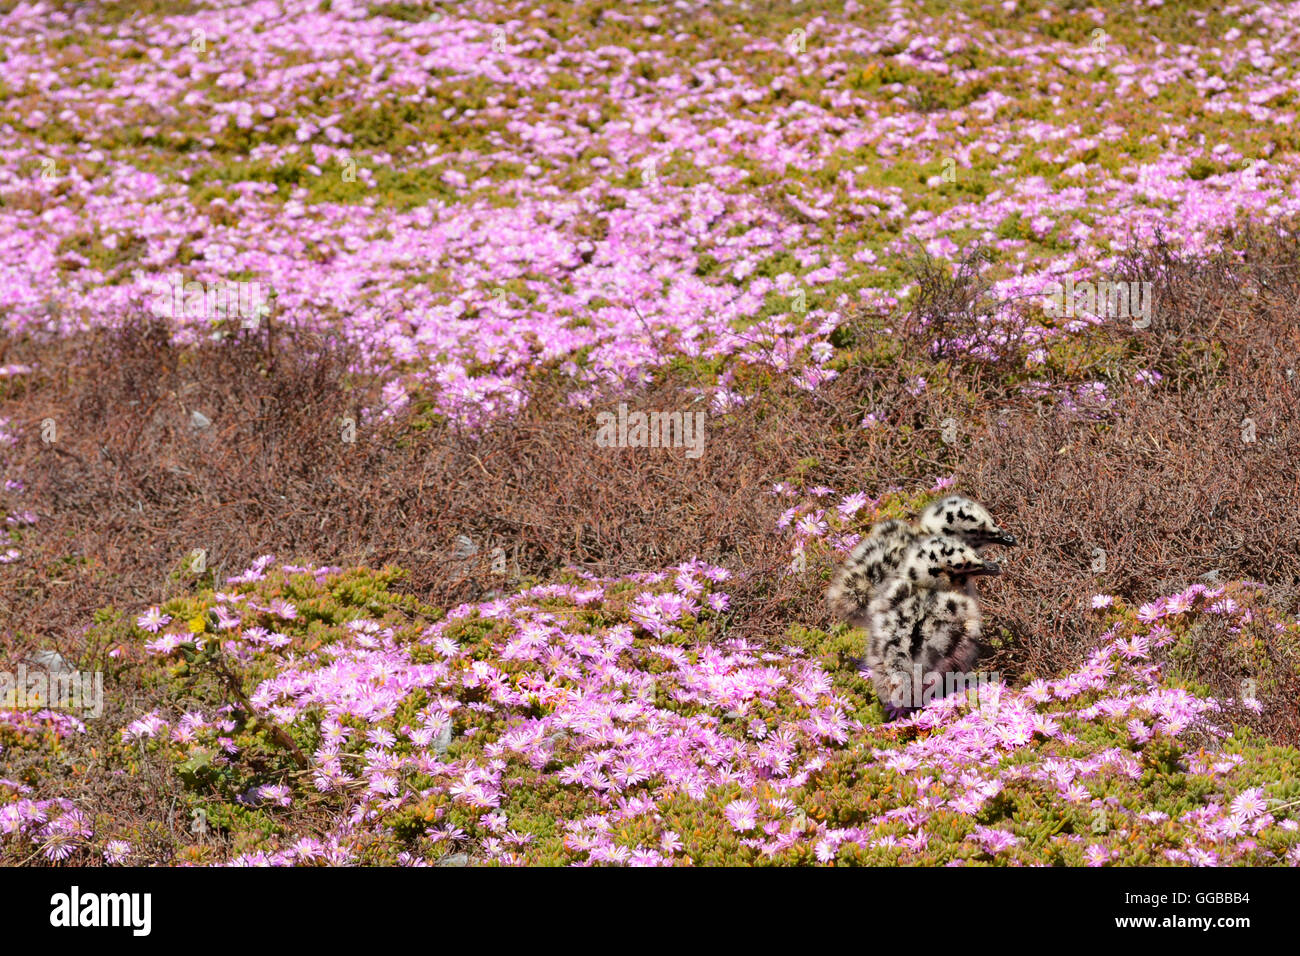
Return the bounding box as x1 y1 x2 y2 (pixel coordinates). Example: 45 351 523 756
826 495 1015 625
865 534 1001 718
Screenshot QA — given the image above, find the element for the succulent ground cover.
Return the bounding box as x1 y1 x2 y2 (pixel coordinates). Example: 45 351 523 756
4 0 1299 419
2 0 1300 865
4 535 1300 866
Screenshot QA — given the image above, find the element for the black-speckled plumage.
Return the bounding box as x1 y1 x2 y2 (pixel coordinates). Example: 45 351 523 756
825 495 1014 626
864 534 999 713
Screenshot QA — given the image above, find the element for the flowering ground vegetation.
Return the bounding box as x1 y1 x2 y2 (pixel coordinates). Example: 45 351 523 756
3 0 1300 865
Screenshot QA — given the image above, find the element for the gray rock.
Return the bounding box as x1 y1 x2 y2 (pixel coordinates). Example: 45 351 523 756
23 649 74 673
434 722 453 754
190 410 212 430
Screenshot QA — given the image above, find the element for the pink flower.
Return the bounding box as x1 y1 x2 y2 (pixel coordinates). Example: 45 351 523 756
967 825 1019 854
136 607 171 633
144 633 186 655
268 599 298 620
838 492 869 518
1136 599 1167 623
257 784 292 807
1127 719 1153 743
122 713 167 741
1230 788 1267 821
724 799 759 832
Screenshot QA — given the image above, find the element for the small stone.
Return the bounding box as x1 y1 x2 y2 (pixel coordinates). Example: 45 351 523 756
190 410 212 430
23 649 73 673
434 722 453 754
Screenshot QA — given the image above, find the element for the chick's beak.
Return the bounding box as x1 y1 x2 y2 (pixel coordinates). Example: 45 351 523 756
974 561 1002 576
996 532 1018 547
